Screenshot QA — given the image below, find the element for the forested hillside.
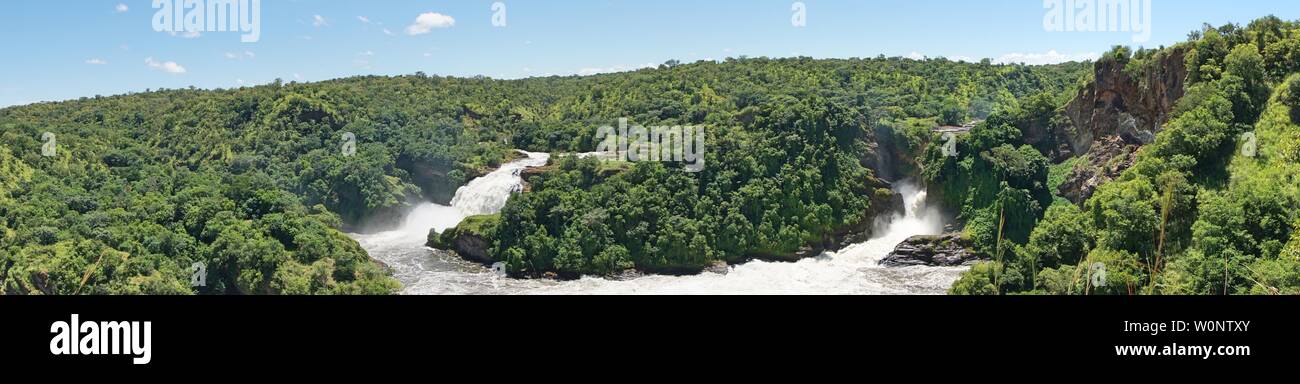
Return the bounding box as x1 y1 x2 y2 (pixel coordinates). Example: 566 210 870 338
948 17 1300 295
437 58 1088 277
7 17 1296 295
0 55 1087 294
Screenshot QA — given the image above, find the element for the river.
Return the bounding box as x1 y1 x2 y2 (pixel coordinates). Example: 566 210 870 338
350 151 967 295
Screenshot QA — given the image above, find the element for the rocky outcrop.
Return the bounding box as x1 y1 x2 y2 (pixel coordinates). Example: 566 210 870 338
428 227 492 264
1057 136 1139 204
427 215 499 265
1063 47 1187 155
880 233 987 267
1057 47 1188 204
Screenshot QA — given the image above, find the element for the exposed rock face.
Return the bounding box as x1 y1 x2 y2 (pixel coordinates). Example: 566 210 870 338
1057 47 1188 204
868 181 907 223
427 228 493 265
453 233 493 264
1057 136 1139 204
1063 47 1187 154
880 233 987 267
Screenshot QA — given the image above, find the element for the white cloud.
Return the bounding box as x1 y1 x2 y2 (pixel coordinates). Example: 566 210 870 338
992 50 1099 65
313 15 329 27
406 12 455 35
85 58 108 65
115 4 128 13
358 50 375 56
576 63 656 76
357 16 371 24
905 52 925 60
145 57 186 74
382 28 395 36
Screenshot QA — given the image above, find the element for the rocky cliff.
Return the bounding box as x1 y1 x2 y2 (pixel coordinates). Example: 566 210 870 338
1056 47 1189 204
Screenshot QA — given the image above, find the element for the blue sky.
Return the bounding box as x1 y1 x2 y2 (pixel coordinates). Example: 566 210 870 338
3 0 1299 107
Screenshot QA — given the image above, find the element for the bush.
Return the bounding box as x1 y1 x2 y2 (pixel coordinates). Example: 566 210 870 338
949 262 1002 295
1286 77 1300 123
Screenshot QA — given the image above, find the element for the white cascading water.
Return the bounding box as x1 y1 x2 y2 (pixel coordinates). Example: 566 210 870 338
353 151 551 244
450 152 552 216
528 182 965 294
353 153 968 295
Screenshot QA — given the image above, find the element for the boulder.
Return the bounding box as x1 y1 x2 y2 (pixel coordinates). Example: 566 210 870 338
427 215 499 265
880 233 987 267
1057 136 1140 204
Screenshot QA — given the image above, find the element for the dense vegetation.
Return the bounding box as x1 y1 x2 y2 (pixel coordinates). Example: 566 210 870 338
475 58 1087 277
1 55 1088 293
950 17 1300 295
0 76 539 294
7 17 1293 295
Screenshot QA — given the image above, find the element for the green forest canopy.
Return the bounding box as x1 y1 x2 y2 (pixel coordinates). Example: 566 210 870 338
0 54 1087 294
949 17 1300 295
5 16 1297 295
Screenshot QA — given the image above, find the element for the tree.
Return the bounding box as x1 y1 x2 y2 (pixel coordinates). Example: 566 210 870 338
1022 203 1093 269
1286 76 1300 124
949 262 1001 295
1224 43 1270 124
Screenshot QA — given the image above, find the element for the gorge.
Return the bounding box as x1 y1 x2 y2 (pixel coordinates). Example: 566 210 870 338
353 155 966 295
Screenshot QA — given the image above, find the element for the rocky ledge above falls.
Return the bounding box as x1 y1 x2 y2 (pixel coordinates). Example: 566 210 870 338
879 233 988 267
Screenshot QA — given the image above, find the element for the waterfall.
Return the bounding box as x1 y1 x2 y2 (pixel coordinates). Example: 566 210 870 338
525 180 961 295
350 151 549 256
449 151 550 216
354 160 967 295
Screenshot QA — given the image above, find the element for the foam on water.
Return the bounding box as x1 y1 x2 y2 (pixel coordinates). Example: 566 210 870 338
525 182 964 295
450 152 550 216
354 155 967 295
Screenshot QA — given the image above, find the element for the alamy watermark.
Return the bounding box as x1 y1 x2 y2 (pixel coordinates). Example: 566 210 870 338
1090 262 1108 288
595 118 706 172
41 132 57 157
1240 132 1257 158
791 2 807 27
492 2 507 27
50 314 152 365
190 261 207 287
1043 0 1152 43
341 132 357 157
152 0 262 43
940 132 958 157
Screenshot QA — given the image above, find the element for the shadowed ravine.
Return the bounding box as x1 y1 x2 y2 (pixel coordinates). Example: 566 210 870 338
350 153 968 295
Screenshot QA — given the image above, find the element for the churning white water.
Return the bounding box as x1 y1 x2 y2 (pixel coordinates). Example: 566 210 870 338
352 151 551 246
450 152 551 216
352 154 967 295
